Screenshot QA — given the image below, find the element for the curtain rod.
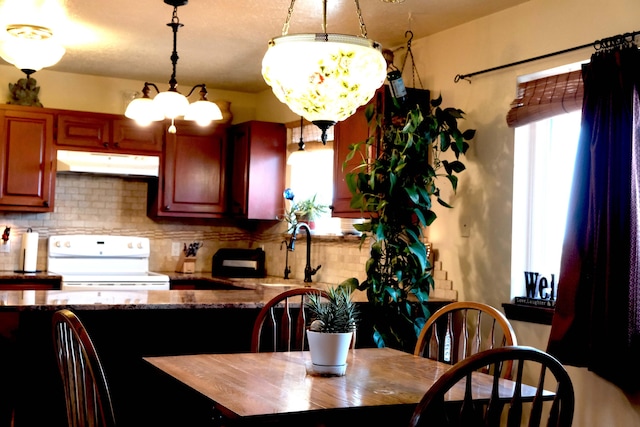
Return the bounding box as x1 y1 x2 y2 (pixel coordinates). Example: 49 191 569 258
454 30 640 83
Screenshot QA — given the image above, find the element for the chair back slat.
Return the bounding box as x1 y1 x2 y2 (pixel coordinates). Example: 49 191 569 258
52 309 117 427
528 364 547 426
472 309 482 355
415 301 518 379
251 288 329 352
409 346 575 427
506 358 525 427
486 364 506 425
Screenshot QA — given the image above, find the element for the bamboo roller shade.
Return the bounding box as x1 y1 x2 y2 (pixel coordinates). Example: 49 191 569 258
506 69 584 128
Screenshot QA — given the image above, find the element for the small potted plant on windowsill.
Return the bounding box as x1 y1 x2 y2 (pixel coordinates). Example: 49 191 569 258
293 193 328 229
306 281 358 375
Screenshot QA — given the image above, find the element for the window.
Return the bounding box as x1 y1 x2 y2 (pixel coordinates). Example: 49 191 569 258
285 122 341 235
510 111 581 299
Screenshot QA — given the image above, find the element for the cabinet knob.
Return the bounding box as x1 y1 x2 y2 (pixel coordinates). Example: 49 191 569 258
165 205 171 211
43 201 49 207
103 142 109 148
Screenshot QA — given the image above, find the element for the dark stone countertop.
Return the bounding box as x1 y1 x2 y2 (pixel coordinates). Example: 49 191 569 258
0 274 347 311
0 271 451 311
0 271 62 283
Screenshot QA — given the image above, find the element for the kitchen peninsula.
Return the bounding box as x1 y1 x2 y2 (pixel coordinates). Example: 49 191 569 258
0 282 451 427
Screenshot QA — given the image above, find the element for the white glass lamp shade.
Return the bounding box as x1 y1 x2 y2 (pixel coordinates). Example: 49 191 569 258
153 90 190 119
184 100 223 126
125 97 164 126
0 30 65 71
262 34 387 124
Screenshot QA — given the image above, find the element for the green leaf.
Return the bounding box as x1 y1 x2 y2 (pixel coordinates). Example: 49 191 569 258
462 129 476 140
437 197 453 208
446 160 466 173
405 186 420 204
430 93 443 108
364 103 376 122
446 174 459 192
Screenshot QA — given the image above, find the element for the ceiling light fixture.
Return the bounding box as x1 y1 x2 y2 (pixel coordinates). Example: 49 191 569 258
125 0 222 134
262 0 386 145
0 24 65 77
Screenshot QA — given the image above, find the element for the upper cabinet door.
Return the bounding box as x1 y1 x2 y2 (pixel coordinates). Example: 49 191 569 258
228 121 286 220
150 121 228 218
0 108 55 212
332 89 383 218
57 113 163 154
112 119 163 153
57 112 110 149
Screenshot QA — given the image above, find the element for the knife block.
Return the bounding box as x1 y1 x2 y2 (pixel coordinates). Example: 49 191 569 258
176 256 197 274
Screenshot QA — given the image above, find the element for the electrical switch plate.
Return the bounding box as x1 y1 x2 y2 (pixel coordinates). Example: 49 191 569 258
171 242 181 257
461 223 470 238
0 241 9 253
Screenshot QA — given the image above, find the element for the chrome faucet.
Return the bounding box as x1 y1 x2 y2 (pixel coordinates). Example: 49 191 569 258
289 223 321 283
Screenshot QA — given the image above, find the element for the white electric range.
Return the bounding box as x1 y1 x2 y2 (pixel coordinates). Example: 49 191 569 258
47 235 170 291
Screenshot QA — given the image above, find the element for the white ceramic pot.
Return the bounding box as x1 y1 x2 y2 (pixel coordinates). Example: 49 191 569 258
307 330 353 367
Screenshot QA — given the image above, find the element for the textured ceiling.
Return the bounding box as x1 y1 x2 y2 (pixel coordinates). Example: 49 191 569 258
0 0 528 93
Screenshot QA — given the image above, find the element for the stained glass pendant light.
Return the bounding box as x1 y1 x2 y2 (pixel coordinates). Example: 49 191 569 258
262 0 386 144
125 0 222 133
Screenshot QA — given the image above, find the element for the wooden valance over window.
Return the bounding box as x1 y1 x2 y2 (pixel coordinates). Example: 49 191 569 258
506 70 584 128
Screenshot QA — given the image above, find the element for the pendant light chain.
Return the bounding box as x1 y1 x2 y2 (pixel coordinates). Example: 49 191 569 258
353 0 367 38
322 0 327 33
281 0 368 37
282 0 296 36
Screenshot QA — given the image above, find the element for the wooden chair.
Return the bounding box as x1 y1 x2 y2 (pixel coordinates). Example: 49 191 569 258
251 287 330 352
409 346 575 427
414 301 517 379
52 309 117 427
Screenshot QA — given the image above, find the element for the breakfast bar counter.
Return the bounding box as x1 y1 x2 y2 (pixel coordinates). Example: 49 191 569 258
0 281 452 427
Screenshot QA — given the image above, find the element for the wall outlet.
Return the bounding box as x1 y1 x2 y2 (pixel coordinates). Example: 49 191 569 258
171 242 181 257
461 223 470 238
0 241 9 253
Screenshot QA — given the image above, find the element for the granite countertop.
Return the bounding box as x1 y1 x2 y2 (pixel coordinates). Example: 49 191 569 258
0 272 447 311
0 274 371 311
0 271 62 282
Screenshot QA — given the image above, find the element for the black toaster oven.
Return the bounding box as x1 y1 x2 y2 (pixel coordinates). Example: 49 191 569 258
211 248 266 278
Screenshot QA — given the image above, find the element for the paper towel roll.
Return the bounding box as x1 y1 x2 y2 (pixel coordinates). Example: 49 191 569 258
20 229 39 272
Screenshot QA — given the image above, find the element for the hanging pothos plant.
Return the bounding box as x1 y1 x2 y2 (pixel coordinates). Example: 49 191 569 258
344 93 475 352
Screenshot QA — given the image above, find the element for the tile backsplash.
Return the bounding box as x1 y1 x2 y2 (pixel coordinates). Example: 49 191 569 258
0 174 368 283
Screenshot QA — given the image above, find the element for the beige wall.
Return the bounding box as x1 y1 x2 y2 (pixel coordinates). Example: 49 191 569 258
0 64 298 124
410 0 640 423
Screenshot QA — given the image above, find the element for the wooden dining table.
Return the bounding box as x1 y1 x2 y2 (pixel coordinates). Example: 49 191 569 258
143 347 543 426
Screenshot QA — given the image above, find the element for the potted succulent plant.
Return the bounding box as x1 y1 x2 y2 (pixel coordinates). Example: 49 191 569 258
306 281 358 374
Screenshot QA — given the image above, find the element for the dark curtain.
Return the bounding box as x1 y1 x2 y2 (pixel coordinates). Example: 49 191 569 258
547 45 640 393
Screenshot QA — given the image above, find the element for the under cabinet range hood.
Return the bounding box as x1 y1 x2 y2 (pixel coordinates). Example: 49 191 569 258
56 150 159 177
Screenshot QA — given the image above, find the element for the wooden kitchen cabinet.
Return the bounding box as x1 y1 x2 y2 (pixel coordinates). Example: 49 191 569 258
332 86 430 218
0 106 56 212
228 121 286 220
57 112 162 154
148 120 228 218
332 89 383 218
